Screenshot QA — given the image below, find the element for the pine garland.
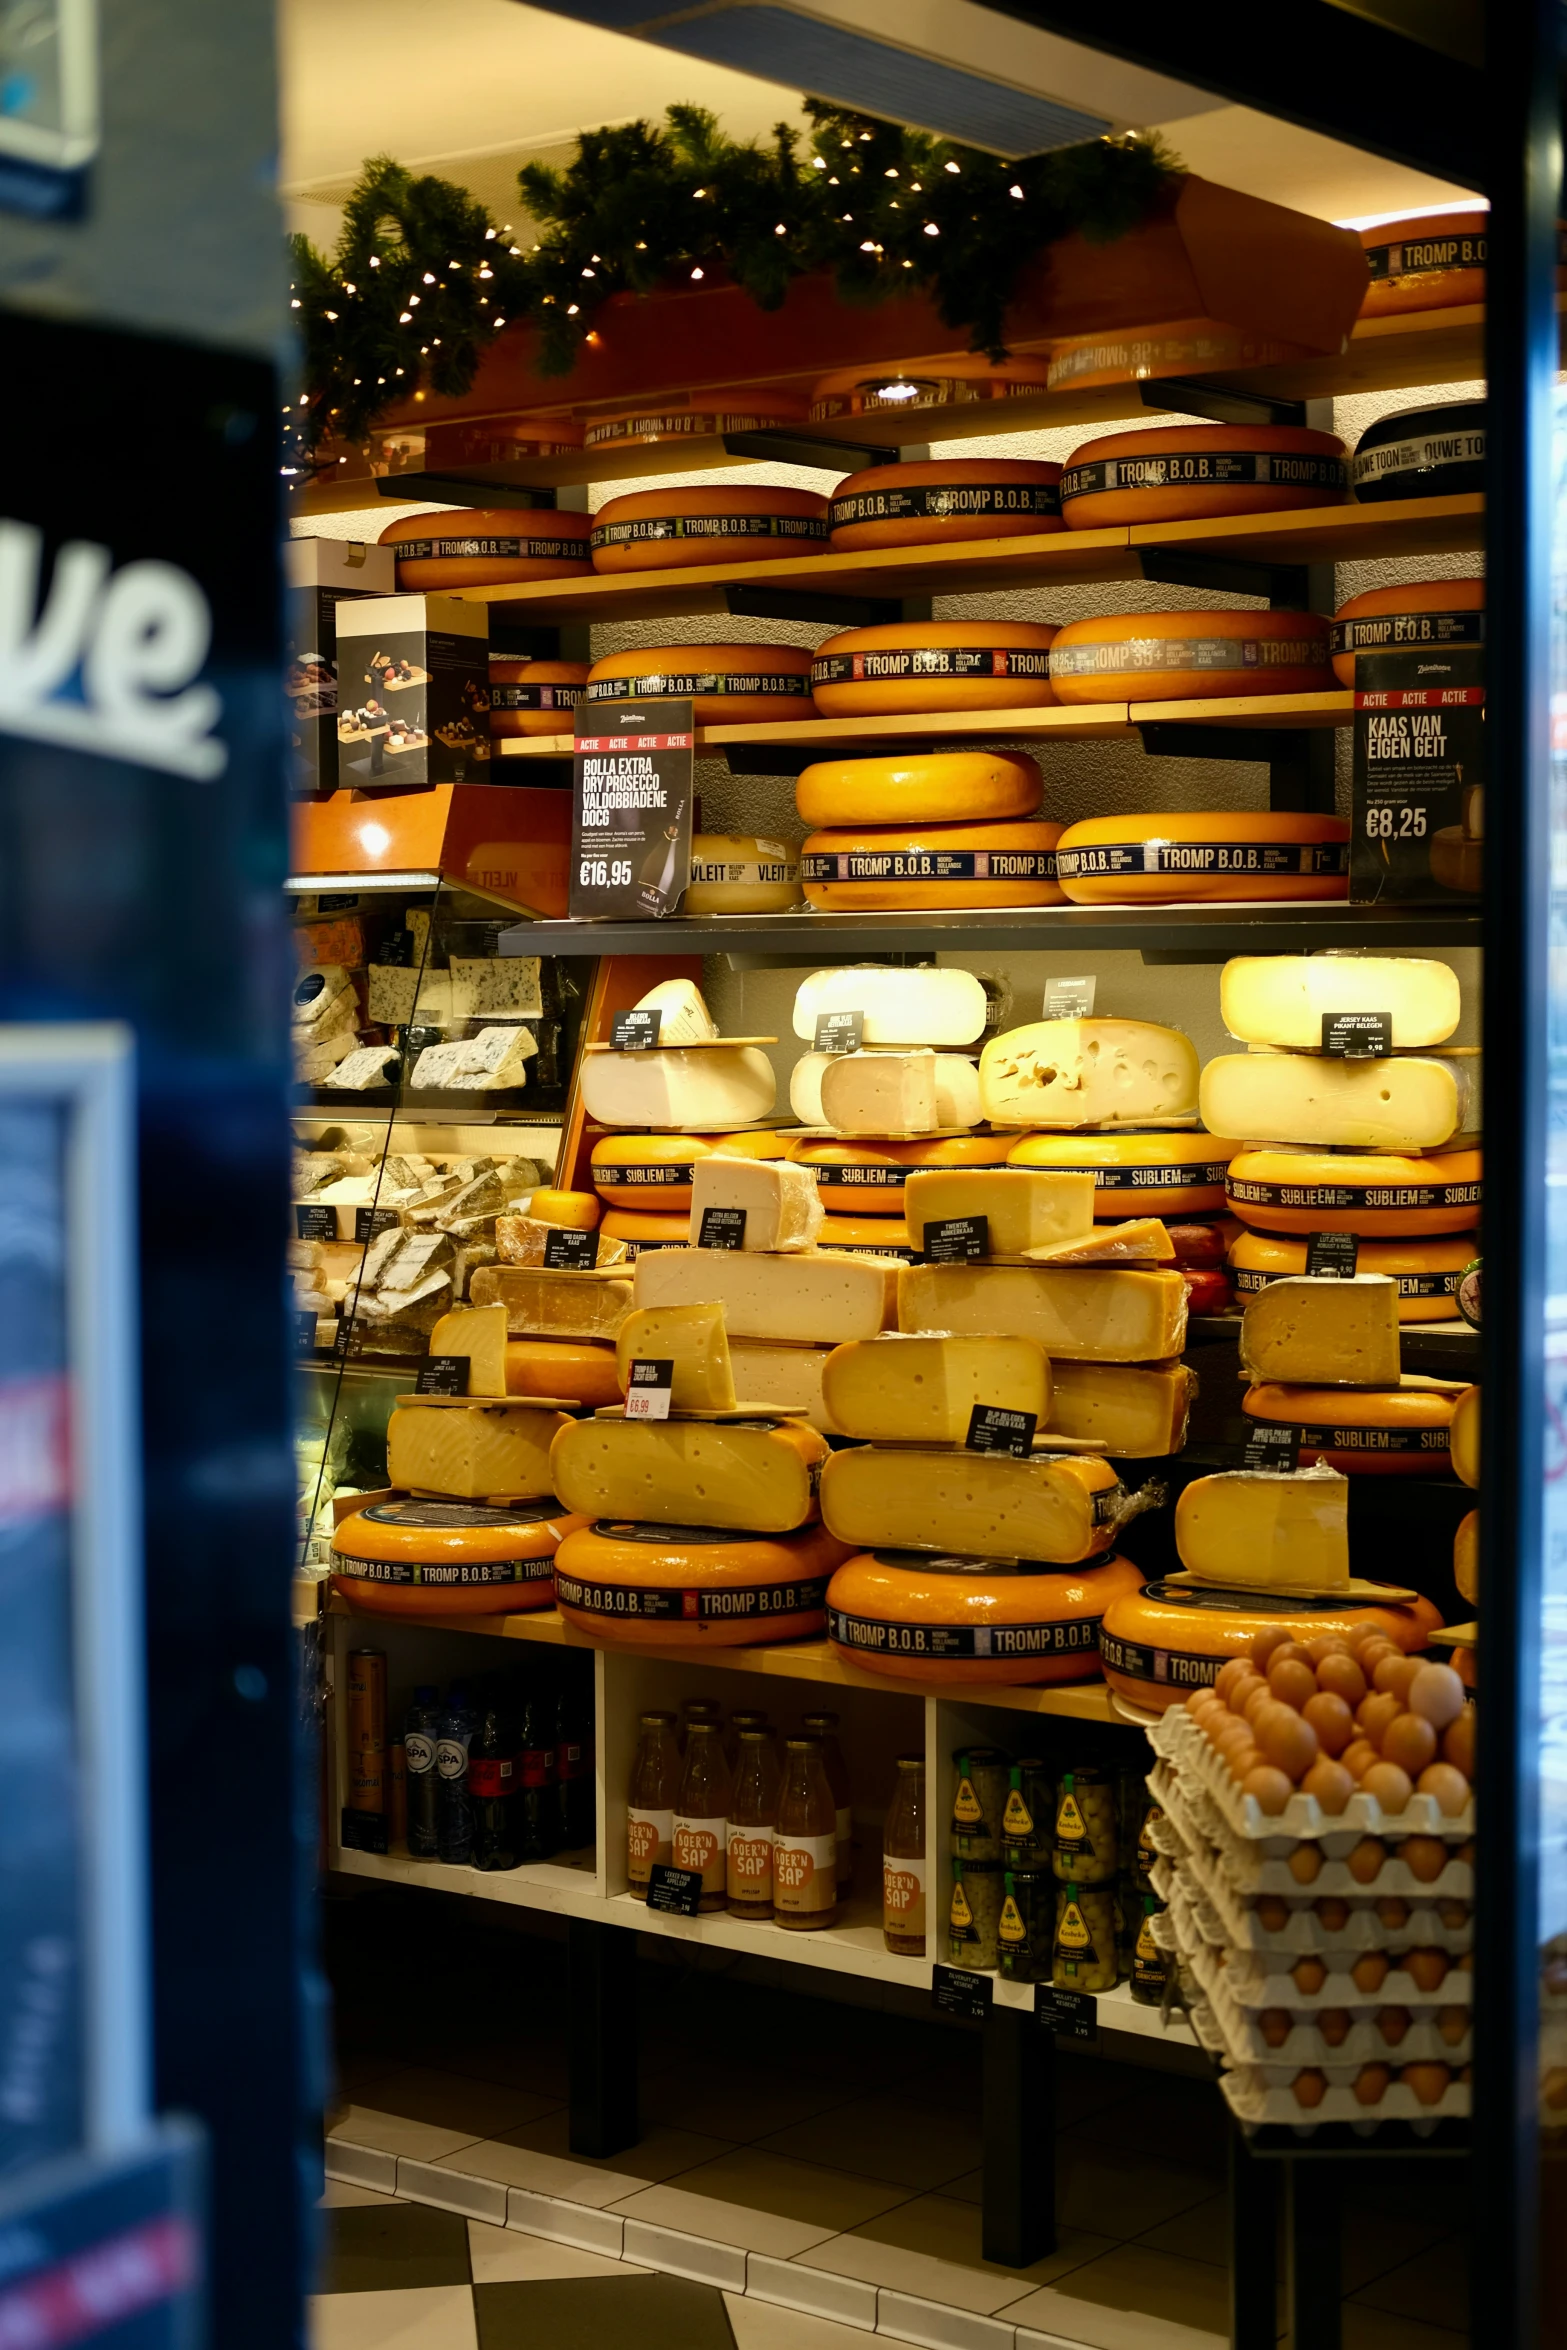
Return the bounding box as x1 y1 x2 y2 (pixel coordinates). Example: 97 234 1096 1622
288 103 1178 467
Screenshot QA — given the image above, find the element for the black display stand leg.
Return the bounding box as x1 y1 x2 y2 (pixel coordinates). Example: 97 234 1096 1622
1228 2123 1278 2348
981 2004 1055 2268
1284 2158 1341 2350
567 1919 639 2158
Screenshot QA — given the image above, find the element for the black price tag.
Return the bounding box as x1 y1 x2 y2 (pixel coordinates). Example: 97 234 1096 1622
295 1203 337 1241
924 1216 988 1264
378 928 416 969
418 1355 471 1397
611 1008 662 1051
1321 1010 1392 1058
571 697 695 921
317 892 361 913
295 1310 320 1357
625 1359 674 1421
339 1807 390 1855
932 1963 992 2022
544 1227 600 1270
355 1206 401 1243
699 1206 747 1251
1305 1231 1359 1278
333 1315 353 1361
1044 975 1096 1019
1243 1422 1300 1471
1035 1985 1097 2041
966 1405 1037 1458
814 1009 863 1055
645 1863 705 1917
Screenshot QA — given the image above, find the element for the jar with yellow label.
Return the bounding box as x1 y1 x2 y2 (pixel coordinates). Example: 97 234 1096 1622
1053 1880 1118 1992
997 1868 1051 1981
1001 1759 1052 1871
1052 1766 1117 1886
1130 1895 1168 2006
948 1857 1003 1970
951 1748 1011 1862
1134 1800 1163 1895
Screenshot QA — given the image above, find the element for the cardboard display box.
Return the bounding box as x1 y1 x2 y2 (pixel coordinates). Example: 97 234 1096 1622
335 594 491 788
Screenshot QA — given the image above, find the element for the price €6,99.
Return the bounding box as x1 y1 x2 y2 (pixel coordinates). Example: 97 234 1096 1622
579 857 634 888
1364 807 1427 839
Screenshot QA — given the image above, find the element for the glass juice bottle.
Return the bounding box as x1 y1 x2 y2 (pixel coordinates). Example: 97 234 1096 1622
626 1710 680 1900
802 1710 853 1889
673 1722 732 1912
774 1736 838 1931
882 1754 926 1956
727 1727 781 1918
681 1698 723 1752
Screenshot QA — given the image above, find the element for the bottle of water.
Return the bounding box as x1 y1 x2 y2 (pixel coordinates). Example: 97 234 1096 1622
404 1684 441 1859
435 1681 477 1865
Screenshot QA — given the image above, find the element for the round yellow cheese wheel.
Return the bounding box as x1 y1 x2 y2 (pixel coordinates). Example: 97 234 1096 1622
421 415 582 469
379 508 593 589
599 1207 692 1253
590 485 830 572
590 1135 712 1212
330 1496 586 1618
801 818 1065 910
528 1188 600 1231
826 1548 1145 1686
585 643 814 725
708 1129 795 1161
1099 1579 1442 1711
1359 210 1489 317
582 394 807 449
684 833 802 915
1331 579 1484 687
489 659 590 738
553 1520 850 1647
898 1135 1018 1170
811 621 1056 716
1007 1130 1238 1217
1056 812 1350 904
828 458 1062 551
795 749 1041 829
1454 1508 1478 1605
789 1139 908 1216
1242 1382 1456 1476
505 1339 622 1409
810 355 1050 421
1046 319 1312 393
1228 1230 1477 1322
1060 424 1346 529
819 1215 914 1256
1226 1147 1483 1236
1049 608 1335 704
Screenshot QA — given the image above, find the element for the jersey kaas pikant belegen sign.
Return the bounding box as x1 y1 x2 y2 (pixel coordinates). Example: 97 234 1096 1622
570 700 694 919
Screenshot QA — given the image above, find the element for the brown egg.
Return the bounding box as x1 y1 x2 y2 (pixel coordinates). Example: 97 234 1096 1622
1408 1662 1466 1730
1456 1840 1475 1868
1319 2007 1351 2045
1352 1951 1391 1993
1215 1657 1252 1703
1306 1633 1353 1665
1416 1763 1471 1818
1355 1634 1398 1671
1289 1842 1324 1884
1458 1950 1474 1971
1316 1897 1350 1931
1258 1709 1319 1782
1354 2062 1392 2105
1242 1764 1294 1816
1376 2007 1411 2046
1293 1955 1327 1994
1317 1653 1368 1707
1292 2069 1328 2109
1404 1947 1450 1993
1269 1656 1319 1711
1242 1682 1279 1725
1373 1653 1423 1704
1257 1896 1290 1931
1361 1761 1415 1816
1376 1897 1410 1929
1348 1836 1389 1884
1437 1900 1470 1930
1436 2006 1470 2047
1271 1640 1317 1673
1303 1691 1355 1757
1226 1743 1262 1781
1232 1673 1269 1717
1186 1687 1222 1719
1249 1624 1294 1669
1442 1711 1476 1780
1542 2068 1567 2111
1341 1738 1380 1781
1403 1836 1449 1884
1302 1757 1355 1817
1358 1691 1404 1750
1214 1719 1255 1762
1401 2062 1449 2106
1259 2008 1291 2047
1382 1713 1438 1778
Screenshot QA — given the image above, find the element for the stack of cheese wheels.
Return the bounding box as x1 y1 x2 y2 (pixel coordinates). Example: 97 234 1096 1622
379 507 593 589
1351 399 1486 504
1235 1267 1456 1474
581 391 807 450
1358 210 1489 317
1046 321 1313 394
811 620 1056 716
489 657 590 738
1059 423 1347 529
1056 812 1350 905
1049 608 1335 703
584 643 814 725
684 834 803 915
795 747 1062 912
809 354 1050 421
1330 579 1484 687
590 483 830 570
828 458 1062 551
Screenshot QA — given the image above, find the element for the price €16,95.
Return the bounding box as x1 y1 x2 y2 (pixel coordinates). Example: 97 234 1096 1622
579 857 634 889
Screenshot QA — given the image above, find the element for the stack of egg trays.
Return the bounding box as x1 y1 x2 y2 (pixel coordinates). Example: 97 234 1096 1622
1147 1706 1475 1840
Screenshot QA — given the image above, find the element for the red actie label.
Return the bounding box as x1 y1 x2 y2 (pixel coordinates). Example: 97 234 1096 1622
575 732 694 753
1354 687 1485 708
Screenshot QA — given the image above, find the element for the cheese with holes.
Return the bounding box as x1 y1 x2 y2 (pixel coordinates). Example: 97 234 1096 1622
1455 1509 1478 1603
635 977 717 1044
1049 608 1335 704
1330 580 1484 688
550 1414 828 1532
821 1334 1051 1444
388 1400 569 1499
981 1018 1198 1129
488 657 589 739
527 1189 600 1231
826 1549 1144 1686
821 1445 1123 1565
796 750 1042 830
583 642 815 724
1056 812 1349 903
1201 1052 1480 1151
1229 1230 1475 1319
1046 1361 1194 1457
600 1209 691 1253
899 1262 1188 1363
811 621 1057 716
580 1046 776 1130
379 507 592 588
1240 1275 1402 1386
1006 1130 1236 1215
819 1050 979 1136
1177 1470 1350 1590
730 1341 835 1431
903 1168 1094 1258
1060 424 1346 527
635 1246 898 1343
505 1338 621 1407
684 835 802 915
553 1520 847 1646
590 486 830 573
615 1302 735 1411
800 820 1064 911
469 1265 635 1339
1430 827 1483 893
819 1216 914 1256
591 1135 712 1212
793 965 989 1048
1220 954 1462 1046
688 1155 824 1251
1098 1579 1438 1710
1451 1385 1480 1487
828 457 1063 550
1241 1383 1455 1475
1227 1148 1482 1236
496 1218 627 1269
330 1496 582 1617
426 1305 509 1396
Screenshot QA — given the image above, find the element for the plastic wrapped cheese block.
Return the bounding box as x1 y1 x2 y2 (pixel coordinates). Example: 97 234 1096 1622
1049 609 1335 704
819 1050 979 1136
583 644 814 724
1056 812 1349 904
549 1414 828 1533
899 1262 1189 1362
1358 210 1489 316
687 1154 823 1251
1451 1384 1480 1487
820 1445 1125 1565
554 1519 847 1646
826 1549 1145 1686
387 1400 570 1500
828 457 1063 549
1176 1469 1350 1590
496 1217 627 1269
793 963 989 1047
635 1245 899 1342
1226 1148 1482 1236
1330 581 1484 688
330 1497 584 1618
615 1302 735 1411
580 1046 776 1131
489 658 589 738
810 621 1057 716
1220 953 1462 1046
1045 1361 1195 1457
379 508 593 588
591 1135 712 1213
1239 1274 1402 1386
730 1341 836 1432
1060 424 1346 527
1200 1051 1480 1152
1007 1130 1236 1216
1098 1580 1440 1710
469 1265 636 1339
1241 1383 1456 1474
822 1334 1051 1444
981 1018 1198 1128
903 1167 1095 1258
590 484 830 571
800 819 1064 911
1228 1230 1476 1320
1351 400 1486 503
684 835 802 915
796 749 1042 831
505 1338 621 1407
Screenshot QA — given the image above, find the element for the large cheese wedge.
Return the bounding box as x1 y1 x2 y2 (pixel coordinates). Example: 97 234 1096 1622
1351 399 1486 503
1060 423 1346 527
981 1018 1198 1129
903 1167 1095 1258
387 1400 570 1500
379 508 592 589
1045 1361 1195 1457
819 1050 979 1136
553 1519 848 1646
684 834 802 915
1049 608 1334 704
1239 1274 1402 1386
899 1262 1189 1362
470 1265 635 1339
792 964 989 1048
828 458 1063 550
583 644 814 724
1454 1509 1478 1604
796 749 1042 830
1056 812 1349 904
615 1301 735 1411
1007 1129 1236 1216
1242 1383 1456 1475
599 1209 692 1254
330 1496 584 1618
800 819 1065 911
810 622 1057 716
1200 1051 1480 1151
590 485 830 571
1227 1148 1482 1236
580 1046 776 1130
826 1549 1144 1686
790 1138 909 1214
505 1338 621 1407
1330 581 1484 688
819 1216 915 1257
427 1304 509 1395
1220 953 1462 1047
549 1414 827 1533
1359 211 1489 317
1176 1470 1349 1590
1099 1578 1440 1710
689 1154 823 1251
1451 1385 1480 1487
634 976 718 1043
821 1334 1052 1444
730 1341 836 1432
821 1445 1123 1564
591 1135 712 1213
635 1245 899 1343
489 658 589 737
1228 1230 1477 1321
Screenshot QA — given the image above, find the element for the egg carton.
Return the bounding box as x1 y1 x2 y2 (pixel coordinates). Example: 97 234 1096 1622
1152 1775 1474 1902
1168 1841 1471 1959
1220 2064 1470 2133
1186 1928 1471 2017
1150 1709 1474 1843
1192 1957 1471 2072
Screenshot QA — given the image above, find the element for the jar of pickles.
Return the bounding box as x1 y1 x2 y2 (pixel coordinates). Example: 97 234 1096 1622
948 1857 1003 1970
1001 1759 1052 1871
997 1869 1052 1982
1130 1895 1168 2006
1052 1765 1116 1885
951 1749 1011 1862
1053 1881 1118 1992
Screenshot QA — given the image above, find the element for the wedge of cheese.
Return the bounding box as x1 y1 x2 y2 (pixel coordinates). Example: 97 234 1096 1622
580 1046 776 1130
730 1341 836 1432
903 1167 1094 1259
1045 1361 1195 1456
819 1050 979 1136
388 1400 569 1499
899 1262 1188 1363
1176 1469 1350 1590
1239 1274 1402 1386
469 1266 636 1340
615 1302 736 1411
1024 1220 1176 1265
426 1304 510 1396
635 976 718 1042
980 1019 1199 1128
1219 955 1461 1049
821 1334 1052 1444
687 1154 824 1251
549 1414 827 1532
820 1445 1123 1564
1200 1051 1480 1151
635 1246 898 1343
792 964 988 1046
1451 1384 1480 1487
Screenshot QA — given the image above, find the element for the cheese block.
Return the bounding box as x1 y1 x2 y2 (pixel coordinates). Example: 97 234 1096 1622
591 1135 713 1212
582 395 807 447
811 621 1056 716
583 643 814 725
730 1341 836 1433
296 1027 358 1084
580 1046 776 1130
1056 812 1350 904
903 1167 1095 1258
1239 1274 1402 1386
1176 1470 1349 1590
505 1338 621 1407
633 976 717 1043
449 959 544 1021
553 1519 847 1647
1060 423 1346 527
615 1301 736 1411
819 1216 915 1257
981 1018 1198 1129
1045 1361 1195 1457
819 1050 979 1136
379 508 593 588
821 1333 1052 1444
635 1246 898 1343
1430 827 1483 893
1098 1578 1439 1710
1454 1508 1479 1604
489 658 589 738
525 1189 600 1231
687 1154 824 1251
1024 1219 1175 1265
1330 581 1484 688
387 1400 570 1500
319 1045 398 1092
809 356 1051 419
899 1262 1189 1362
826 1548 1144 1686
469 1265 635 1339
800 819 1064 910
495 1218 628 1269
828 458 1063 550
1007 1130 1236 1216
796 749 1042 832
792 964 989 1047
1049 608 1334 704
790 1138 910 1214
1228 1230 1477 1320
1451 1385 1480 1487
599 1209 692 1254
1220 954 1462 1047
330 1496 583 1618
590 485 830 572
293 966 352 1027
1200 1052 1480 1151
1227 1148 1482 1236
820 1446 1124 1565
1241 1383 1456 1475
684 834 802 915
1351 399 1486 503
549 1414 828 1532
1359 210 1489 316
426 1304 509 1396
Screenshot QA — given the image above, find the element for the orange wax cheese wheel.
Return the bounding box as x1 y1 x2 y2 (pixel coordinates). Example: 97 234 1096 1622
1007 1130 1238 1218
505 1339 622 1408
820 1215 915 1256
1099 1580 1442 1711
796 749 1041 829
528 1188 600 1231
1226 1148 1482 1236
826 1548 1144 1686
1050 608 1335 704
897 1135 1019 1171
599 1208 692 1254
591 1135 712 1212
582 393 807 449
1359 211 1489 317
810 622 1056 716
489 659 590 738
591 484 830 572
1454 1508 1478 1604
1056 811 1349 903
1047 320 1314 393
329 1496 586 1618
801 818 1065 910
1228 1230 1477 1322
421 415 582 468
1061 423 1346 528
790 1139 909 1216
553 1519 849 1646
828 458 1062 550
810 355 1051 420
379 508 593 590
584 643 814 725
1242 1382 1457 1475
1331 580 1484 687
